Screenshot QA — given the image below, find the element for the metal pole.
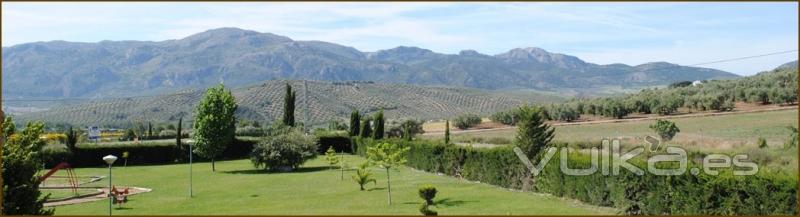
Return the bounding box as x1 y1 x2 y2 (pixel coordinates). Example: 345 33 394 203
108 164 112 216
189 143 193 198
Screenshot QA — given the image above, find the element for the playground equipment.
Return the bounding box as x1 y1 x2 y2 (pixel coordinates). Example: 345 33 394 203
111 186 130 207
40 162 79 195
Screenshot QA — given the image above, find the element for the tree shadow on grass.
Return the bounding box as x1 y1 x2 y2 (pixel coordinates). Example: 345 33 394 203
402 198 474 207
366 187 386 192
114 207 133 210
434 198 475 207
222 166 330 174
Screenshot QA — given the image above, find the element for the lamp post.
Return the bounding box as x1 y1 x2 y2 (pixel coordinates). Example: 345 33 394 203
103 155 118 216
186 139 194 198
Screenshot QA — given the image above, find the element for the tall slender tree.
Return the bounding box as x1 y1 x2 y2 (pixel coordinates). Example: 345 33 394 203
360 117 372 138
148 122 153 139
444 120 450 145
283 83 296 127
349 110 361 137
514 104 555 192
372 109 385 140
176 116 182 149
193 84 238 172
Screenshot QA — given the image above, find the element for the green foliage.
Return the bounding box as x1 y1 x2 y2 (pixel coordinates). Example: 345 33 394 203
386 119 424 140
2 120 54 215
668 81 693 88
351 162 376 191
372 109 385 140
3 115 15 138
359 117 373 138
514 104 555 159
193 84 238 172
250 129 318 171
327 119 347 131
757 137 768 149
324 146 340 169
366 142 410 205
545 103 580 122
176 117 182 148
418 185 438 205
349 110 361 137
65 126 79 152
453 113 481 130
490 109 520 125
379 138 797 215
283 83 296 127
649 119 680 141
444 120 450 145
785 126 798 149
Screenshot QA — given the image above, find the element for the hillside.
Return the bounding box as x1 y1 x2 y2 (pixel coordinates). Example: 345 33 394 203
13 80 563 127
2 27 739 101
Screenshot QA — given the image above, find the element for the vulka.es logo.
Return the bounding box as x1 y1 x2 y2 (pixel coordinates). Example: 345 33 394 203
513 137 758 177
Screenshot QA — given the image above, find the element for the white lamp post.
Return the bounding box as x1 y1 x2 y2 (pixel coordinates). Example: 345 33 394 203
103 155 118 216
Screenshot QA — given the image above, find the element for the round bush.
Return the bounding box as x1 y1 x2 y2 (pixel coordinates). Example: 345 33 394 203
250 130 318 171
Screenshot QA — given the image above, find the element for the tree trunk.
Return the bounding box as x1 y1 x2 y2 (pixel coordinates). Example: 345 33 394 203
521 170 532 192
386 168 392 205
212 158 216 172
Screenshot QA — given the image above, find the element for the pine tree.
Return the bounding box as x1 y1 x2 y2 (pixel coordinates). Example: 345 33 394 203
372 109 385 140
349 110 361 137
324 146 339 170
283 83 296 127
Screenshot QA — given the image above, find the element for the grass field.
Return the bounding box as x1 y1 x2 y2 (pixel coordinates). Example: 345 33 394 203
48 156 614 215
429 109 797 149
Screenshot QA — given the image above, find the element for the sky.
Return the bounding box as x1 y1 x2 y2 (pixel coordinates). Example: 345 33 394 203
2 2 797 75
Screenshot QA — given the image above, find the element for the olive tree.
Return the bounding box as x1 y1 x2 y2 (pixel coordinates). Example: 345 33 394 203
649 119 680 142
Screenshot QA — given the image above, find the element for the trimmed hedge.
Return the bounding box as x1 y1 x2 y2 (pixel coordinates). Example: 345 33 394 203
316 135 353 154
43 138 259 168
355 138 797 215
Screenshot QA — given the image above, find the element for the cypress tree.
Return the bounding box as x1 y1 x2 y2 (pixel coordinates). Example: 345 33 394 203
148 122 153 139
444 120 450 145
283 83 296 127
350 110 361 137
372 109 385 140
360 117 372 138
176 116 182 148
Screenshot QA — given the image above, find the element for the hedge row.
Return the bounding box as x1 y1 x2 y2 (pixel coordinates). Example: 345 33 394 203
355 139 797 215
43 135 353 168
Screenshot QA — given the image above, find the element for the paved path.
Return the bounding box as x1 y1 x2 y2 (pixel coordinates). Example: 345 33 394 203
43 187 151 207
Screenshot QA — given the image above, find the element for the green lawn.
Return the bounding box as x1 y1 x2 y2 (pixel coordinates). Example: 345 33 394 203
50 156 615 215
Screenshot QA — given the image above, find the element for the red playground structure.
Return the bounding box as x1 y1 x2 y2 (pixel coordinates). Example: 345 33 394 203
40 162 79 195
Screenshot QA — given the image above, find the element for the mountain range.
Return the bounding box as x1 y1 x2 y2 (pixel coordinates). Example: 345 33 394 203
2 27 739 101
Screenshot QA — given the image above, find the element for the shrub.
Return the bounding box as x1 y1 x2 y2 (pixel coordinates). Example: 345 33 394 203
324 146 339 169
2 120 54 215
649 119 680 141
453 113 481 130
235 126 263 137
351 162 376 191
250 130 318 171
757 137 768 149
418 185 438 205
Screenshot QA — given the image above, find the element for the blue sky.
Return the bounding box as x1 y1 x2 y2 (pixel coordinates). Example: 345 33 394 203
2 2 797 75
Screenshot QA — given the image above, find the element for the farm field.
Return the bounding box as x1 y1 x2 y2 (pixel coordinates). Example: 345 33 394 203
426 109 797 149
47 156 614 215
